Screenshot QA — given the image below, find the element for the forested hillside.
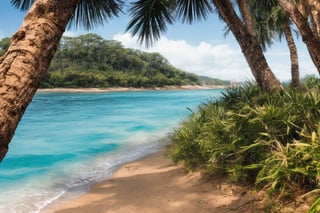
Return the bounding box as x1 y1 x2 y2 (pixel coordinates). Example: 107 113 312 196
42 34 202 88
0 33 230 88
0 34 230 88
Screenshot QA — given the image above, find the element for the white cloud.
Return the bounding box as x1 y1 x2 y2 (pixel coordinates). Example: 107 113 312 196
63 31 77 37
113 33 318 82
113 33 251 81
265 49 318 81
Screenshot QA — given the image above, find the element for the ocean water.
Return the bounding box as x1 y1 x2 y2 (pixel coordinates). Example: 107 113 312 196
0 89 223 213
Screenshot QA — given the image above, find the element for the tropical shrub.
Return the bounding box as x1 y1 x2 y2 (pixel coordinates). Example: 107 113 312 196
170 79 320 206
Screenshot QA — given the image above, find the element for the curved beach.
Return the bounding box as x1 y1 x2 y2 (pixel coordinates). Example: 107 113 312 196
44 149 265 213
7 87 308 213
37 85 226 93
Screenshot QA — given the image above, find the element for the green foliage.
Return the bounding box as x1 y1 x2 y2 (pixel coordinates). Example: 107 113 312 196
309 196 320 213
43 33 200 88
198 75 230 86
127 0 175 47
248 0 288 50
301 75 320 89
68 0 123 30
10 0 34 11
170 78 320 205
0 37 10 56
10 0 123 30
127 0 213 46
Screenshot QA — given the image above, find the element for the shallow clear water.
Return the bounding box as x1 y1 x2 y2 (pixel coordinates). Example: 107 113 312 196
0 89 223 213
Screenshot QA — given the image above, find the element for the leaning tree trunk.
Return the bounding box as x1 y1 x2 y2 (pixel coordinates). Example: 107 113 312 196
0 0 80 162
212 0 282 92
283 19 300 88
278 0 320 74
237 0 256 36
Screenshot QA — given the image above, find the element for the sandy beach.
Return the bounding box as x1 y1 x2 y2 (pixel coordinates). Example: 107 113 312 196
37 85 226 93
37 86 310 213
44 149 271 213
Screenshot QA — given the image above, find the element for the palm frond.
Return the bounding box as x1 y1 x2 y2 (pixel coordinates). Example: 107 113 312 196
68 0 124 30
10 0 35 10
175 0 213 24
126 0 175 47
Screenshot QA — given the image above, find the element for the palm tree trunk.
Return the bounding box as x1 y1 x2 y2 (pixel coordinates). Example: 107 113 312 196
237 0 256 36
278 0 320 74
308 0 320 39
0 0 79 162
212 0 282 92
283 19 299 88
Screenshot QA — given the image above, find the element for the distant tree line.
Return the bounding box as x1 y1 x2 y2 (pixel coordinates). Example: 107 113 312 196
0 33 202 88
36 33 199 88
0 38 10 56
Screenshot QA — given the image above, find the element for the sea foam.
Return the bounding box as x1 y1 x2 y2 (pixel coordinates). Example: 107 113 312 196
0 89 222 213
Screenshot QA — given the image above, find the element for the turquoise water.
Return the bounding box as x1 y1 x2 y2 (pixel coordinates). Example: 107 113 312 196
0 89 223 213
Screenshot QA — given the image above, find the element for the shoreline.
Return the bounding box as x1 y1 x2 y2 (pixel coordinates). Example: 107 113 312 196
37 85 226 93
44 149 264 213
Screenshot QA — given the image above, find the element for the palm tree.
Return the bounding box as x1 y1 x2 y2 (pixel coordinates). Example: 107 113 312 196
0 0 123 162
277 0 320 74
282 18 300 87
251 0 300 87
126 0 282 92
0 0 286 162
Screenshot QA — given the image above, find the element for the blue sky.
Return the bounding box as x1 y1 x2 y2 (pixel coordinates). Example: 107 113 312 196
0 1 318 81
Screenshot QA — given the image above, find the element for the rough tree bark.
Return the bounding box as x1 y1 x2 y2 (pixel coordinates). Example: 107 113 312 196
212 0 282 92
278 0 320 74
283 19 300 88
0 0 80 162
237 0 256 36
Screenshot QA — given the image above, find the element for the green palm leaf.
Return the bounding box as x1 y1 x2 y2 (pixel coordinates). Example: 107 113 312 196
127 0 213 46
175 0 213 24
10 0 123 30
69 0 124 30
127 0 175 47
10 0 35 10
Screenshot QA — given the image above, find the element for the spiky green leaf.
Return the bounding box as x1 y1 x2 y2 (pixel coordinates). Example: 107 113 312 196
126 0 175 47
10 0 35 10
175 0 213 24
68 0 124 30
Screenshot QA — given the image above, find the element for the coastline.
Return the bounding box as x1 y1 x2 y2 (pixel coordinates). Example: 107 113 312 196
37 85 226 93
35 85 311 213
44 148 265 213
